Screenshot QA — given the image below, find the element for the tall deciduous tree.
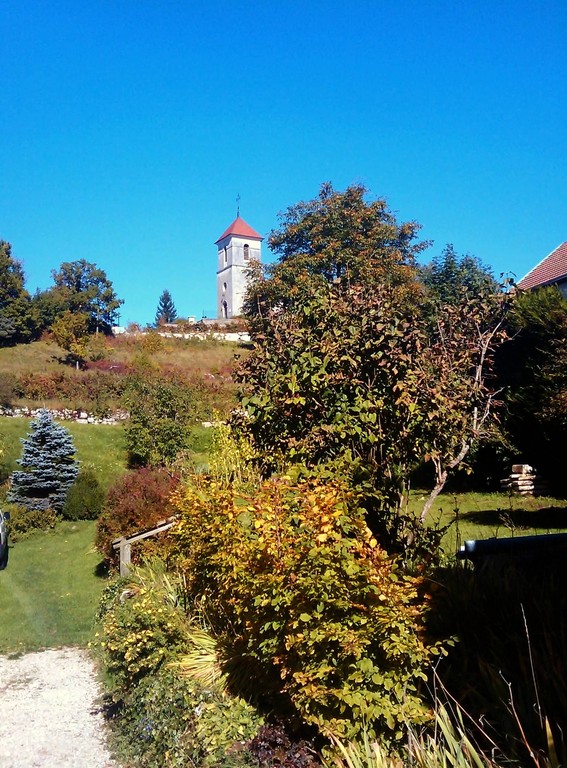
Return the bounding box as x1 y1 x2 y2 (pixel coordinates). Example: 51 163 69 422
234 185 511 553
154 289 177 326
8 410 79 512
243 183 427 318
31 286 72 335
235 280 509 552
51 259 123 333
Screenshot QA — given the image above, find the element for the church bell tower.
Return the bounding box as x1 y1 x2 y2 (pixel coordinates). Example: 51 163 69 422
215 215 262 319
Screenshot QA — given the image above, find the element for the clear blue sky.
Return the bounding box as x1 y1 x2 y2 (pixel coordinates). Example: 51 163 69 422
2 0 566 325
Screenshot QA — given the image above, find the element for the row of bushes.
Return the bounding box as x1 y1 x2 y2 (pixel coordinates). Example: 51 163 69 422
7 464 181 549
91 428 567 766
92 462 450 765
93 562 320 768
0 365 235 420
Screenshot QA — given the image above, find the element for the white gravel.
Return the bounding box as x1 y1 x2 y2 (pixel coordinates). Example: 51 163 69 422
0 647 118 768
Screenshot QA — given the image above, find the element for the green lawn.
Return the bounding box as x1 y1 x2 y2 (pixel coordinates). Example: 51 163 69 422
409 489 567 555
0 416 128 491
0 417 127 652
0 521 108 653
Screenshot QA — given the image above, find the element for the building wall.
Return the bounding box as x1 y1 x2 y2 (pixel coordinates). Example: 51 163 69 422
216 234 261 318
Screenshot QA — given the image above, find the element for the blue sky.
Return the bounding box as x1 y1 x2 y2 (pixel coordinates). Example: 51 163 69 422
2 0 566 325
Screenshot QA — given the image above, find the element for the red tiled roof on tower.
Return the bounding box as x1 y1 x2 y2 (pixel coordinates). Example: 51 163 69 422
215 216 263 244
518 242 567 290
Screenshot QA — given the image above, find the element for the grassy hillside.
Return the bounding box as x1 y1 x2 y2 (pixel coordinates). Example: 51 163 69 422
0 335 241 377
0 335 243 416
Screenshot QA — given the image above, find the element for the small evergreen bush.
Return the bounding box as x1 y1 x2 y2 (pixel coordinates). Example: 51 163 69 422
62 467 105 520
7 409 79 512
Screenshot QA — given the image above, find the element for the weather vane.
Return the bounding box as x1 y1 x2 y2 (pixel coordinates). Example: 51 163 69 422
236 194 241 217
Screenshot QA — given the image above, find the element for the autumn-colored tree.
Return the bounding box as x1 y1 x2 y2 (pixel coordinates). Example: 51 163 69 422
243 183 427 319
235 276 509 553
51 310 90 368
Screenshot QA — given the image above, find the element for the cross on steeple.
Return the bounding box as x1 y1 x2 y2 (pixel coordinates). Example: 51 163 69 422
236 194 241 217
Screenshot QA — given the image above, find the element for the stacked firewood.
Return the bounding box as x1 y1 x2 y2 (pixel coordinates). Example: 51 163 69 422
500 464 549 496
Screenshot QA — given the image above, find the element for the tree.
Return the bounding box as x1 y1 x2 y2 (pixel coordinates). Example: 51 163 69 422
8 410 79 512
51 310 90 368
0 240 37 345
51 259 123 333
235 280 509 552
123 373 197 467
154 289 177 326
496 286 567 491
421 244 498 306
31 286 72 335
234 186 511 553
243 183 427 318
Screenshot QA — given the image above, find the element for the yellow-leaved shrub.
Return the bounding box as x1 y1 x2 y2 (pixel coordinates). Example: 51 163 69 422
169 476 445 742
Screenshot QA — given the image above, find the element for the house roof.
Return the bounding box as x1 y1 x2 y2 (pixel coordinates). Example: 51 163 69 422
518 242 567 290
215 216 263 244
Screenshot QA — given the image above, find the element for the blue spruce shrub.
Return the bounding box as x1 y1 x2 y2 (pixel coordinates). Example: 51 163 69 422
8 409 79 512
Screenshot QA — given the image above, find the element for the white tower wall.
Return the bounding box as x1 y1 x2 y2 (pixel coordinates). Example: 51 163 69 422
216 221 262 319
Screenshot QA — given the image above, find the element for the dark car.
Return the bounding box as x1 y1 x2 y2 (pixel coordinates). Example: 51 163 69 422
0 509 10 570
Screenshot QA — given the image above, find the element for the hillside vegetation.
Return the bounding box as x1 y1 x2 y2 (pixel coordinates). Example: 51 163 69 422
0 333 242 417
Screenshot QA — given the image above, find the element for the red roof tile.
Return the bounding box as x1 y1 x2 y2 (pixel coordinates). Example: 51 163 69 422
215 216 263 244
518 242 567 290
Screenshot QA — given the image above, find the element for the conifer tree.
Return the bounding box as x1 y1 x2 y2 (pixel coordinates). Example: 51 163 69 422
8 410 79 512
0 240 36 345
154 289 177 326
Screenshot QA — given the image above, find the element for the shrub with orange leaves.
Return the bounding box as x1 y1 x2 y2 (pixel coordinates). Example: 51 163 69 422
169 475 445 743
96 467 179 567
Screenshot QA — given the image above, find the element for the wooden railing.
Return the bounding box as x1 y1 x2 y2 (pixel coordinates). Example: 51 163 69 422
112 516 177 576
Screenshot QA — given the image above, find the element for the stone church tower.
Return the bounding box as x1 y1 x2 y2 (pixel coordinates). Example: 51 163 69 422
215 215 262 319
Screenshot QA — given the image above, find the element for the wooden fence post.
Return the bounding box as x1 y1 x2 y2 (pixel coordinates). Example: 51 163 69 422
119 538 131 577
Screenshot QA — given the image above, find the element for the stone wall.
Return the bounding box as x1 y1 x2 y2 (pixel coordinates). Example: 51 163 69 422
0 406 128 425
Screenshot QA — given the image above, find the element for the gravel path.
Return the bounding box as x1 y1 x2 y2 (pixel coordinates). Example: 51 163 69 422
0 647 117 768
